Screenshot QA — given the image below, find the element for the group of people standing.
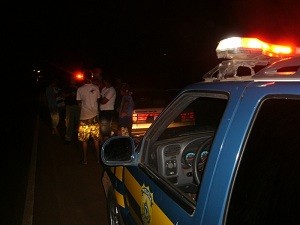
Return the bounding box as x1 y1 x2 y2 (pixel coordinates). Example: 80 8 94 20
46 67 135 165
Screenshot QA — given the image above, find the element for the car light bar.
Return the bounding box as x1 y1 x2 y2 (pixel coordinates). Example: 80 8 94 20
216 37 300 59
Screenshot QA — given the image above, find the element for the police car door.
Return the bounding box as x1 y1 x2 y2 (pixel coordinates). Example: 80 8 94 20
122 91 230 225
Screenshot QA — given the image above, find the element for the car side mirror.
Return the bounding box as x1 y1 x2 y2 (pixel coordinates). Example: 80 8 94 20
101 136 135 166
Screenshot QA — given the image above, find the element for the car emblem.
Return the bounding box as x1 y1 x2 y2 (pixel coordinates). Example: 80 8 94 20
141 184 154 225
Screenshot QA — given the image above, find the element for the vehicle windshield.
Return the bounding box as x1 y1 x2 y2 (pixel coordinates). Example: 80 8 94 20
158 97 227 140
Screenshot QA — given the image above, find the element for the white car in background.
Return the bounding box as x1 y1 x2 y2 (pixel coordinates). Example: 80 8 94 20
131 88 182 138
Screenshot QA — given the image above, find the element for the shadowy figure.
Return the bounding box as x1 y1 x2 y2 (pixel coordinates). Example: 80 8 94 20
62 77 81 144
45 78 61 135
118 83 134 136
99 75 117 141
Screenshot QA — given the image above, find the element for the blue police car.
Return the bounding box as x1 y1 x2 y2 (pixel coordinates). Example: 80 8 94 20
101 37 300 225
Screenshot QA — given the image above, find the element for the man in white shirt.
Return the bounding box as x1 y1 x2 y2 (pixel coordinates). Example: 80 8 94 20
99 75 117 141
76 70 101 165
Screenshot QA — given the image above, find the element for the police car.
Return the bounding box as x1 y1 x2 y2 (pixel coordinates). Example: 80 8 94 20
101 37 300 225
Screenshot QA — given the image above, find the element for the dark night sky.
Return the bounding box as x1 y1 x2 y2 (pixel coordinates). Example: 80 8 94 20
5 0 300 88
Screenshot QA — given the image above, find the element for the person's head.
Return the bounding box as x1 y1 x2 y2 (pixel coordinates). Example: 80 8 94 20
92 67 103 80
114 76 122 88
102 75 113 87
120 83 132 96
83 70 94 83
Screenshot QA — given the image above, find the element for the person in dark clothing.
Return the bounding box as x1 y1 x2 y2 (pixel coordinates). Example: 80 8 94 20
113 76 123 116
99 75 117 141
63 78 81 144
46 78 61 135
118 83 134 136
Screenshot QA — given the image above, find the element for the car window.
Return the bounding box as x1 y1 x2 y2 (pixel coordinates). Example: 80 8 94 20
159 97 227 140
143 92 228 204
227 97 300 224
131 89 181 140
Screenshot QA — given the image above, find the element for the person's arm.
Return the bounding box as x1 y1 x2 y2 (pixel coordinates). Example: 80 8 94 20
120 97 130 117
76 89 82 107
100 88 115 105
100 96 109 105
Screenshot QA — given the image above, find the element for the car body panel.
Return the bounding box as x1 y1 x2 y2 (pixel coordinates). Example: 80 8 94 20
103 81 300 225
198 81 300 224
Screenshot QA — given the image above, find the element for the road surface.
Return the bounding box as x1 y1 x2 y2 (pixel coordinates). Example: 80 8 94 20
23 92 108 225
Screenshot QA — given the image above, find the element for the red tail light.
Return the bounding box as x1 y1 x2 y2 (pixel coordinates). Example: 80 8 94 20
180 112 194 121
133 113 160 123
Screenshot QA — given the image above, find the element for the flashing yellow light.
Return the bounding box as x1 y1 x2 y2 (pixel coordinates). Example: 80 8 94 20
263 43 293 57
216 37 300 59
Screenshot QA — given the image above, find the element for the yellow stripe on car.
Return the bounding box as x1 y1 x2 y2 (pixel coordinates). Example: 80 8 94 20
115 166 123 181
115 189 125 208
124 168 174 225
124 168 142 203
151 203 173 225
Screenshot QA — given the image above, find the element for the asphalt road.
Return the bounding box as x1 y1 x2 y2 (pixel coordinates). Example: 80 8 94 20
23 91 108 225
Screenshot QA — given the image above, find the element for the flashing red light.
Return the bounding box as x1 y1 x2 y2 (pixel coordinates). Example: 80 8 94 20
74 71 84 81
180 112 194 121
